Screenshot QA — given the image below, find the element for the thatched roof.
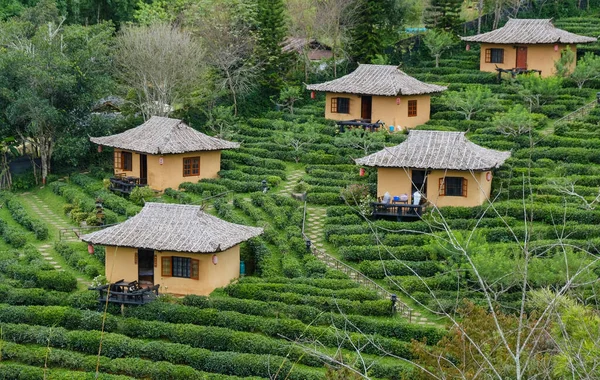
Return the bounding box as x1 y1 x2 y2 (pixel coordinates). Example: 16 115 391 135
81 203 263 253
306 64 447 96
355 130 511 170
90 116 240 155
283 37 333 60
461 19 597 44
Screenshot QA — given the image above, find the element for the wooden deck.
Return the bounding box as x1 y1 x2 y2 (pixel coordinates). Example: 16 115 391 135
90 280 159 309
109 176 147 194
495 66 542 81
337 119 384 132
370 202 424 221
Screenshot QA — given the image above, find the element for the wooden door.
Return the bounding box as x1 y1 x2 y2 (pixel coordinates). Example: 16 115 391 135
361 96 372 121
139 154 148 185
138 249 154 286
516 46 528 69
412 170 427 194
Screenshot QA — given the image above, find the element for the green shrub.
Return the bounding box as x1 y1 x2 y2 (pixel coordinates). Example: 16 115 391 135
129 186 155 205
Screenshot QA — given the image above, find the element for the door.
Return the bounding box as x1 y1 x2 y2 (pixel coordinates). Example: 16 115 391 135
412 170 427 195
361 96 372 121
139 154 148 185
516 46 528 69
138 249 154 286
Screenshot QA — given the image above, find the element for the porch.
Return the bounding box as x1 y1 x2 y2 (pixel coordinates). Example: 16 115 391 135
109 175 147 194
337 119 385 133
370 202 424 221
495 66 542 81
90 279 159 309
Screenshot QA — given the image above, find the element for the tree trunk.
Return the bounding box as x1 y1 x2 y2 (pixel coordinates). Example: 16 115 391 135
226 70 238 116
435 54 440 68
477 0 484 34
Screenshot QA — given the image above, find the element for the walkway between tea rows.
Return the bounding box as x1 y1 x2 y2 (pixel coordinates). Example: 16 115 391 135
20 192 91 287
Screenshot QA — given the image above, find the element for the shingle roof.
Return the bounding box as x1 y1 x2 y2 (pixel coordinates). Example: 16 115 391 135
306 64 447 96
90 116 240 155
461 18 597 44
355 130 511 170
81 203 263 253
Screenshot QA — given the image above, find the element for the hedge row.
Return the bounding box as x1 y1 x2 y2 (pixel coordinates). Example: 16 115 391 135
164 187 194 204
70 174 141 216
357 260 443 279
0 360 132 380
50 181 117 225
0 341 252 380
3 195 48 239
221 150 286 170
54 241 103 278
0 323 323 380
225 280 379 301
339 245 432 262
0 218 27 247
178 181 228 196
226 283 394 316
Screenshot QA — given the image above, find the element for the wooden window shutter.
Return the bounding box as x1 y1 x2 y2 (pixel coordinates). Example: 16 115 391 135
485 49 491 63
438 178 445 195
161 256 172 277
114 150 122 169
190 259 199 280
331 97 338 113
462 178 468 197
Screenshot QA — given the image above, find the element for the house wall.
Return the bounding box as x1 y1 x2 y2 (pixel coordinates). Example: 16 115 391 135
376 168 493 207
324 93 432 130
113 149 141 178
103 244 240 296
372 95 431 130
479 43 576 77
146 150 221 191
426 170 492 207
324 93 362 121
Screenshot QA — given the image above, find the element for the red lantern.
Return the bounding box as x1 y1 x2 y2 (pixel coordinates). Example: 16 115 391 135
310 91 315 99
466 44 470 51
396 97 401 105
486 171 492 181
212 255 218 265
87 244 94 255
359 168 365 177
97 145 102 153
554 44 559 52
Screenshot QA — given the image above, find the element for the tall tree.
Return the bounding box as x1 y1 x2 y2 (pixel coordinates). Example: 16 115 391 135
347 0 394 63
316 0 359 77
114 22 204 120
193 1 258 116
422 28 456 67
424 0 462 30
255 0 288 92
0 1 114 184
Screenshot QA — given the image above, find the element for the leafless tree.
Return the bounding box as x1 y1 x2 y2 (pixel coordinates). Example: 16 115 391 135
115 22 204 120
193 3 258 116
314 0 360 77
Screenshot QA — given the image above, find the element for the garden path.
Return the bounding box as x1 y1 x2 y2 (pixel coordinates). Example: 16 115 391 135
278 169 433 325
20 192 91 286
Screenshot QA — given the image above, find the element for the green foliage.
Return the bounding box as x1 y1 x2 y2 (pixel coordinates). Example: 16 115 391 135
570 51 600 89
516 74 563 111
424 0 462 29
441 85 499 120
3 194 48 239
54 241 104 278
423 29 456 67
129 185 155 205
255 0 288 92
493 104 543 137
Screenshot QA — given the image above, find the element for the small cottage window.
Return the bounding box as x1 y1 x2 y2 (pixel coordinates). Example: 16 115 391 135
115 151 132 171
161 256 200 279
485 48 504 63
183 156 200 177
331 97 350 114
122 152 133 171
439 177 468 197
408 100 417 117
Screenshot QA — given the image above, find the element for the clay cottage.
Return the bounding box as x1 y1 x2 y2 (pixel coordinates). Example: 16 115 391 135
90 116 240 192
306 64 447 130
461 19 597 77
81 202 263 296
355 130 511 208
